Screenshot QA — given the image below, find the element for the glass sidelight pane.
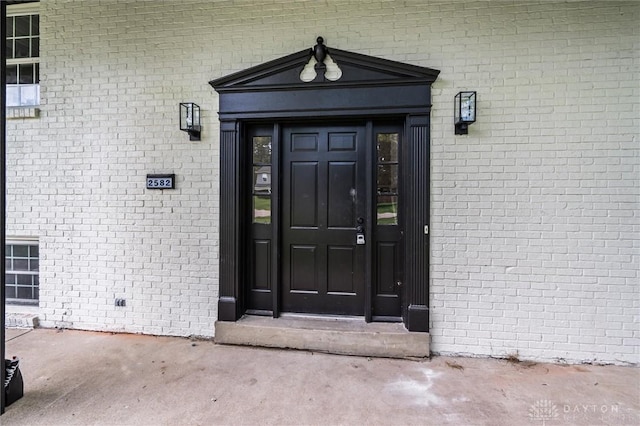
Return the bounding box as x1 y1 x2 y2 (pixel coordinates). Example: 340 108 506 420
377 196 398 225
253 166 271 194
252 136 272 224
252 136 272 164
377 164 398 195
253 195 271 224
376 131 400 225
377 133 398 162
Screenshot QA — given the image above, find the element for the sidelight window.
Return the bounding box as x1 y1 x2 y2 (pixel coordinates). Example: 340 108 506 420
252 136 272 223
376 133 399 225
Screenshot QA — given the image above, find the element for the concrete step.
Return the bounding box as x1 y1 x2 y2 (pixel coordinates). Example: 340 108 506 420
214 314 429 359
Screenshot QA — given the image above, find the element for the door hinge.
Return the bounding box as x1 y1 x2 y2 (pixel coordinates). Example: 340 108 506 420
424 225 429 235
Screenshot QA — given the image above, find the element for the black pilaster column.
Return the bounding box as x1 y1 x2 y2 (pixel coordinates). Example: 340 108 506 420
404 115 430 332
218 120 243 321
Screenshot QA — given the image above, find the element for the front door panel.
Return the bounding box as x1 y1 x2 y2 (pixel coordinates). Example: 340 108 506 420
282 124 366 315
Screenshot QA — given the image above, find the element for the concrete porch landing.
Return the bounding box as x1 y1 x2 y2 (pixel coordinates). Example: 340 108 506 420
214 314 429 358
4 328 639 425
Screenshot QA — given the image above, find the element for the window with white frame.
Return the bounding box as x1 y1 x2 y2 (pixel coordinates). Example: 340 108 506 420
5 241 39 303
5 3 40 107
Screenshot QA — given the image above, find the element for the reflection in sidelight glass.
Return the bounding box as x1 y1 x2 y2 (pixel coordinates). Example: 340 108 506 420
253 166 271 194
377 133 398 162
252 136 272 164
377 165 398 194
253 195 271 224
252 136 272 224
377 196 398 225
376 133 400 225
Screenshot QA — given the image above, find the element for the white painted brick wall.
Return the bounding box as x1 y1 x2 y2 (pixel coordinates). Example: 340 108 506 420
425 1 639 365
6 1 638 363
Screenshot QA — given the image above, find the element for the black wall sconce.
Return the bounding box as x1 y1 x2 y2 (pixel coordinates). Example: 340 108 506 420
454 91 476 135
180 102 201 141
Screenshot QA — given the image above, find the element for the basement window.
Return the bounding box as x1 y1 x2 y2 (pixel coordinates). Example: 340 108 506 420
5 241 39 304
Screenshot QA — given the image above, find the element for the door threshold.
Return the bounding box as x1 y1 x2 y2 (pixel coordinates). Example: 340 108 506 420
280 312 364 321
214 315 429 359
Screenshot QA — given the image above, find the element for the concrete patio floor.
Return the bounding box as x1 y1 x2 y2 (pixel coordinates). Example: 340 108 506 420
3 328 639 425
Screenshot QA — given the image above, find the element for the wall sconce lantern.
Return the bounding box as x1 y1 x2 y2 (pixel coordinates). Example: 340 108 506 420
180 102 201 141
454 91 476 135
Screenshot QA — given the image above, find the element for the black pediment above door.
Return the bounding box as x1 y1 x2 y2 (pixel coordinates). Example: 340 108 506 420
210 38 440 120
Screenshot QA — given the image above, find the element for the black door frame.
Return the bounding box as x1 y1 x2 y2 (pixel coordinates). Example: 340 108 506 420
210 41 439 332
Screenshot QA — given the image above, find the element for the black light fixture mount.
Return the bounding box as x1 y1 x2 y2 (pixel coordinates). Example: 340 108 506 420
454 91 476 135
180 102 201 141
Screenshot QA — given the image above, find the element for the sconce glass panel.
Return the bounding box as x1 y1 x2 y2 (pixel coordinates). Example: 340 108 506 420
454 91 476 135
179 102 201 140
454 91 476 125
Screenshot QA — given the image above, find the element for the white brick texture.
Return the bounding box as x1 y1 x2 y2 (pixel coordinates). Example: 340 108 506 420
6 1 638 363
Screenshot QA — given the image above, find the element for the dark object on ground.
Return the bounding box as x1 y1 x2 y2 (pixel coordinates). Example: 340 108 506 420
4 358 24 407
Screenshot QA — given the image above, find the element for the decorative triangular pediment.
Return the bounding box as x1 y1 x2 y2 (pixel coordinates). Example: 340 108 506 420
210 37 439 91
210 37 440 120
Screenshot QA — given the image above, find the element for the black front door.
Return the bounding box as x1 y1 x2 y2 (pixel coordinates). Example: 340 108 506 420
281 124 367 315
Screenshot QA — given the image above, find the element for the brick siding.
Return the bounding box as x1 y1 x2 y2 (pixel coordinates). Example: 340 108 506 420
6 0 638 363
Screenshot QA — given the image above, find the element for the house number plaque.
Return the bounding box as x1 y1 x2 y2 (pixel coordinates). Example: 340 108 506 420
146 174 175 189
